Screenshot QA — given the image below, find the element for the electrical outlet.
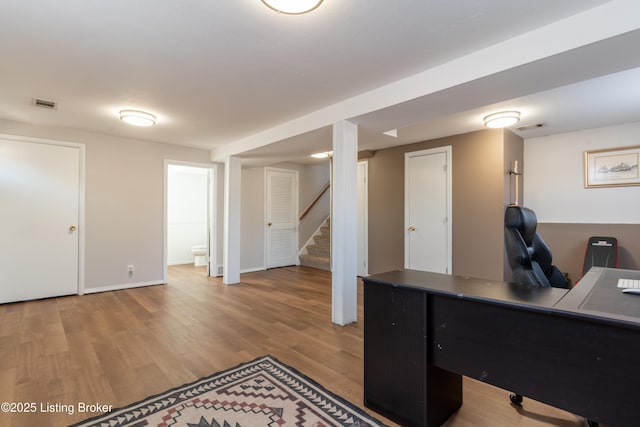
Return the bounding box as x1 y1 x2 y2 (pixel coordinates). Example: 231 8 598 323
127 264 135 275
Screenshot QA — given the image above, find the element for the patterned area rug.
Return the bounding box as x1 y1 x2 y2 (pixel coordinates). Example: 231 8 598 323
70 355 388 427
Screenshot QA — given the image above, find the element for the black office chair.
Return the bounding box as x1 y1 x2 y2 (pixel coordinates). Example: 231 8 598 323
504 207 567 400
504 205 569 289
504 206 599 427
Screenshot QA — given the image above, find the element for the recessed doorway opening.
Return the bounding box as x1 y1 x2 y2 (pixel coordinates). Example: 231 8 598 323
164 161 217 280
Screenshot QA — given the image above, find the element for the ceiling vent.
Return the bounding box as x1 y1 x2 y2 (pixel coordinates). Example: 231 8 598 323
33 98 57 110
516 123 543 131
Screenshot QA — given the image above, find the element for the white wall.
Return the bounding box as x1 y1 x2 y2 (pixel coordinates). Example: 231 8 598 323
167 165 209 265
524 121 640 224
298 161 331 248
241 167 265 271
0 119 212 291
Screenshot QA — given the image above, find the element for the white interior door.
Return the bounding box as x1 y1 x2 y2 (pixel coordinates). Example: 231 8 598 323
265 168 298 268
0 137 80 303
405 146 452 274
357 161 368 276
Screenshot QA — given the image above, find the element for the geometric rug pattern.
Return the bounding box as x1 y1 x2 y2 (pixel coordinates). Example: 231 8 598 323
69 355 388 427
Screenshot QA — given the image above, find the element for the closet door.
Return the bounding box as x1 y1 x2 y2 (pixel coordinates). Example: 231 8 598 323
0 137 80 303
265 168 298 269
405 146 452 274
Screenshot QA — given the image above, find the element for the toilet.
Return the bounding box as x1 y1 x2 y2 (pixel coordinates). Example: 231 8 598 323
191 245 207 266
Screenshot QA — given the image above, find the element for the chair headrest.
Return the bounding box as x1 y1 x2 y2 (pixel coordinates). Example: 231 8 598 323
505 206 538 245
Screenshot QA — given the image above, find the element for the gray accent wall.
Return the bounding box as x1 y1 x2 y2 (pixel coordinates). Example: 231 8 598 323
538 223 640 286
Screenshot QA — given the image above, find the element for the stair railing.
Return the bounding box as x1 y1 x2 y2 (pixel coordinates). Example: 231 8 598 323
300 182 330 220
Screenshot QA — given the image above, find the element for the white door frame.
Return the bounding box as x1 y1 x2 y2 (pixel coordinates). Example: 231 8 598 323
163 160 217 281
404 146 452 273
357 160 369 277
0 133 85 295
264 167 299 269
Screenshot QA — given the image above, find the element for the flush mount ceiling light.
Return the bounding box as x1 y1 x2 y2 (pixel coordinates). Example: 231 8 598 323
261 0 323 14
119 110 156 127
483 111 520 128
311 151 332 159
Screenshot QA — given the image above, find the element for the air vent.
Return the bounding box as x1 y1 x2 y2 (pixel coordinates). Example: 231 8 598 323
33 98 57 110
516 123 543 131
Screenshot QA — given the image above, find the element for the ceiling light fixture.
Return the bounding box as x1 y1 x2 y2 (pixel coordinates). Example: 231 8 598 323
119 110 156 127
483 111 520 128
311 151 332 159
261 0 323 14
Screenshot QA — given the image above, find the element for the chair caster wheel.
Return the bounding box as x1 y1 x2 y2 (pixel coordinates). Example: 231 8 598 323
509 393 523 406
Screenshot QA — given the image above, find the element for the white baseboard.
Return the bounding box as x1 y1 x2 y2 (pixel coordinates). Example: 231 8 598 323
240 266 266 274
82 280 165 295
211 265 265 276
168 260 194 266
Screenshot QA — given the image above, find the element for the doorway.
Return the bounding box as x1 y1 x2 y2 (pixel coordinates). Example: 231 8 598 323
404 146 452 274
0 135 84 303
357 160 368 277
164 162 216 279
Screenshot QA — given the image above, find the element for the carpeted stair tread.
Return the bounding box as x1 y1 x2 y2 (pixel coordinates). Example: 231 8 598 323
299 254 330 271
300 218 331 271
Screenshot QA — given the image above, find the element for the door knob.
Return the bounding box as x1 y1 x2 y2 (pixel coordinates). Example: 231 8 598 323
69 225 77 232
268 222 273 226
408 226 416 231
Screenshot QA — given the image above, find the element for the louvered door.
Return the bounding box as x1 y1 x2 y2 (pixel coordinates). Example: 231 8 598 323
265 168 298 268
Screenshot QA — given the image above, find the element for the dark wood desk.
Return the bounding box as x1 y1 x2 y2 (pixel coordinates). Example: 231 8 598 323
363 267 640 427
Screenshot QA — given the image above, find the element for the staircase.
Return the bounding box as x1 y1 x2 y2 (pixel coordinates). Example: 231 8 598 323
299 218 330 271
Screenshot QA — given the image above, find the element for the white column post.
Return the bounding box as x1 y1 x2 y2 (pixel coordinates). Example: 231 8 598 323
223 155 241 285
331 120 358 325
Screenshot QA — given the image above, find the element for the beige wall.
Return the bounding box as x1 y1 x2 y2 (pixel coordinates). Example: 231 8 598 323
367 143 405 274
451 129 507 280
538 223 640 286
503 129 525 281
365 123 639 285
367 128 517 280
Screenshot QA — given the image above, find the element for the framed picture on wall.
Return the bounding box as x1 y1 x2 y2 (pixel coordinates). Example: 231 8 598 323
584 145 640 188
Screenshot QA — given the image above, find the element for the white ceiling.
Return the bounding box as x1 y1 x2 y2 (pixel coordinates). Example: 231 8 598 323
1 0 640 166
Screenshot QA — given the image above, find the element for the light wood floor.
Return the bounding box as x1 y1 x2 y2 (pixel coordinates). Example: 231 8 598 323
0 265 588 427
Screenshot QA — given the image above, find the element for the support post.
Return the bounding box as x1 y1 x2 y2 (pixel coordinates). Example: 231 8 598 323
223 155 241 284
331 120 358 325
